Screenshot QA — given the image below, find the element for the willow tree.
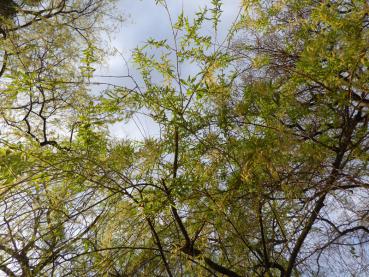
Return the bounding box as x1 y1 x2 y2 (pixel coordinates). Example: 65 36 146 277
231 0 369 275
0 0 368 276
83 0 368 275
0 0 119 276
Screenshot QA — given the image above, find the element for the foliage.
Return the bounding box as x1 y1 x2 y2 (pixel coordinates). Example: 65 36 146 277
0 0 368 276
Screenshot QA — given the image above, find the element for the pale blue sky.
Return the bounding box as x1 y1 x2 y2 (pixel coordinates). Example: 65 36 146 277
95 0 242 139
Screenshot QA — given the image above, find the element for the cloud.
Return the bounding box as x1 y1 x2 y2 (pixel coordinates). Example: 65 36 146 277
96 0 242 139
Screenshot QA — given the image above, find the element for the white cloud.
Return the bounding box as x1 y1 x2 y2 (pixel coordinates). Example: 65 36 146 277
96 0 242 140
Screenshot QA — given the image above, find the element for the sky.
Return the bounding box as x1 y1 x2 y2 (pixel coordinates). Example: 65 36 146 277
94 0 243 140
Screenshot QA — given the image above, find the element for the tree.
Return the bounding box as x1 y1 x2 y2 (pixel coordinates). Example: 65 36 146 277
0 0 368 276
0 0 119 275
232 0 369 275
